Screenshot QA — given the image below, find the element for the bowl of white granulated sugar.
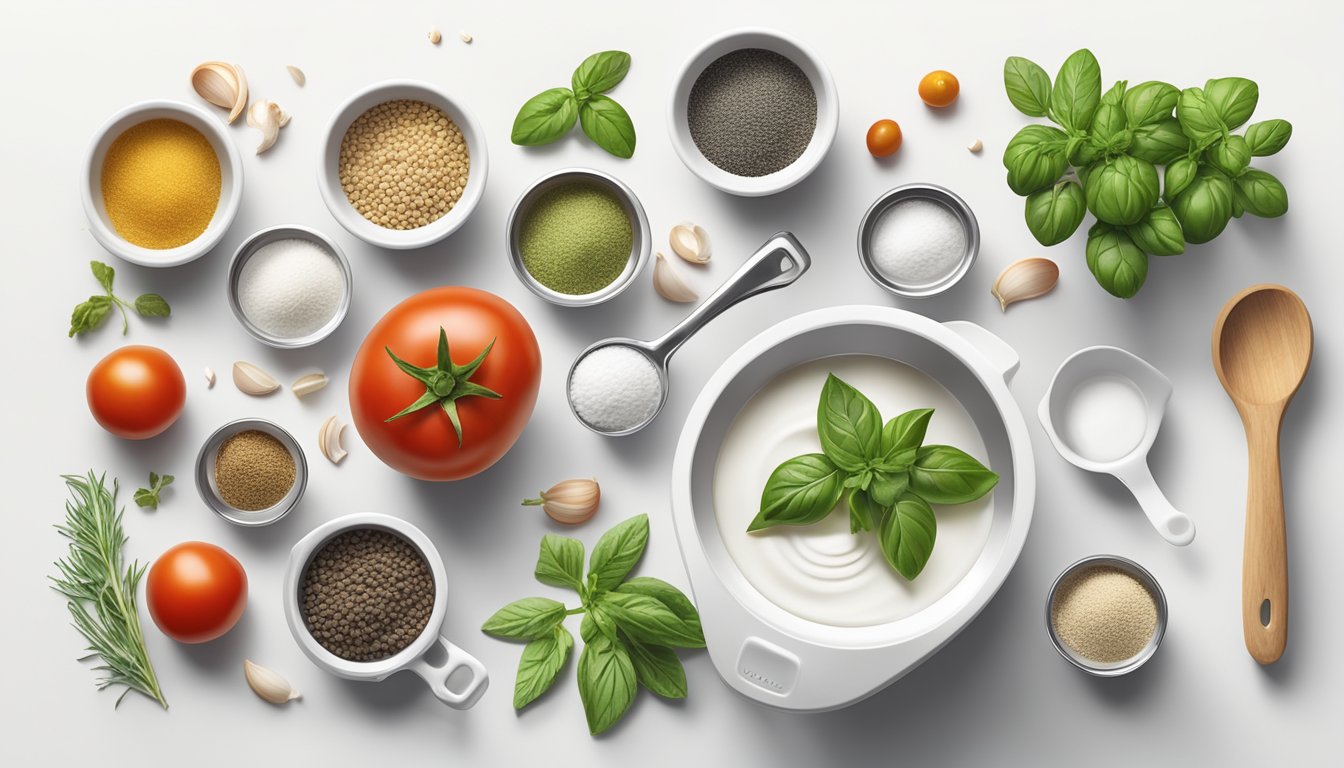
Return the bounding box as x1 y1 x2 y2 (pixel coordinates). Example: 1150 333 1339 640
857 183 980 298
227 225 353 348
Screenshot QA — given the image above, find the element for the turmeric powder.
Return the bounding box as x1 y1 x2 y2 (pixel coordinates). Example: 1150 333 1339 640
101 118 220 249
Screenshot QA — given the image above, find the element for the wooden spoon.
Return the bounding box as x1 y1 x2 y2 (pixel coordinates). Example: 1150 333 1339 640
1212 285 1312 665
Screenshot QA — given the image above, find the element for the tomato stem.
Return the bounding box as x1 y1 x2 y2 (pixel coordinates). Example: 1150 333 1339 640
383 327 501 447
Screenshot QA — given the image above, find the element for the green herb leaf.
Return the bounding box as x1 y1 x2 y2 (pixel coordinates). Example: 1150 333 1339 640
748 454 845 531
1164 157 1198 200
1089 102 1128 149
133 293 171 318
868 471 909 508
1003 56 1052 117
1206 135 1251 178
615 577 702 638
581 603 616 644
879 408 933 464
1129 118 1189 165
1025 180 1087 246
623 636 687 698
588 514 649 592
1170 165 1235 243
578 633 636 735
571 50 631 101
1202 77 1259 130
68 295 112 337
511 87 579 146
1122 81 1179 128
1176 87 1225 147
1244 119 1292 157
1002 124 1070 196
1126 205 1185 257
535 534 585 591
1050 49 1102 132
598 591 704 648
481 597 568 640
132 472 173 510
848 489 883 533
879 495 937 580
1085 222 1149 298
1085 155 1160 227
578 95 636 159
514 626 574 709
91 261 116 293
816 374 882 472
1099 79 1127 108
1234 169 1289 218
909 445 1000 505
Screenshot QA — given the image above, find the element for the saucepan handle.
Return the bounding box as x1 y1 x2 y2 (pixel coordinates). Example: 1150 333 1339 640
408 635 489 709
944 321 1020 382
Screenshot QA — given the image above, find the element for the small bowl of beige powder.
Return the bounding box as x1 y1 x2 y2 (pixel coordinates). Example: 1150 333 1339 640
1046 555 1168 676
195 418 307 527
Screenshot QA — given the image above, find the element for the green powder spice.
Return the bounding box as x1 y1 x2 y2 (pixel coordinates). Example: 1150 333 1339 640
519 182 633 295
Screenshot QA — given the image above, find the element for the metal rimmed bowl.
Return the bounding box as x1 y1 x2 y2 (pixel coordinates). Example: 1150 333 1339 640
227 224 353 348
195 418 308 527
506 167 651 307
1046 554 1168 677
857 183 980 298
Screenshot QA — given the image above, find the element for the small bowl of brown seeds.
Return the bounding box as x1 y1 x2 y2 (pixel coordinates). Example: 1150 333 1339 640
195 418 308 527
318 80 488 250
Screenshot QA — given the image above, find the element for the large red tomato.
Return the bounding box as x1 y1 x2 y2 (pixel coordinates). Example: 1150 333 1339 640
349 287 541 481
147 542 248 644
86 345 185 439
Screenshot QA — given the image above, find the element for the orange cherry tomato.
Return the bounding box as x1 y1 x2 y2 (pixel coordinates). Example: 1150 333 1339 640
866 119 903 158
86 345 186 440
918 70 960 107
147 542 248 644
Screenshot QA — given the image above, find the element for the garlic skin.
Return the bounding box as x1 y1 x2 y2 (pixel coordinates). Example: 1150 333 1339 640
669 222 711 265
991 257 1059 311
247 100 287 155
244 660 301 705
459 31 474 44
967 138 983 153
204 366 216 389
191 61 248 124
286 65 306 87
233 361 280 395
319 416 348 465
654 252 698 303
524 478 600 525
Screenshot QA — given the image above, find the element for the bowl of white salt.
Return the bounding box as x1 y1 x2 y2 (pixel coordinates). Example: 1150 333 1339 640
228 225 353 348
857 183 979 298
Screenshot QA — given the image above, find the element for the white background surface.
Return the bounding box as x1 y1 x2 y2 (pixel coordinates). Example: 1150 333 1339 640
3 0 1338 764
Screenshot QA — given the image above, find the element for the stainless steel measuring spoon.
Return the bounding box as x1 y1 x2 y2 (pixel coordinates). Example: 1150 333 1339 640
566 232 812 436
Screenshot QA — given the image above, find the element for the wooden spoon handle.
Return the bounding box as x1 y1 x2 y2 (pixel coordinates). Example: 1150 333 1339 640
1243 414 1288 664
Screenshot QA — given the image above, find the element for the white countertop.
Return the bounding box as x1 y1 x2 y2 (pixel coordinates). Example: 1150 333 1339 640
3 0 1338 763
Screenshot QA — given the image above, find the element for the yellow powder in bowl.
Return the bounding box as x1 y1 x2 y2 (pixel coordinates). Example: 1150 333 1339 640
1050 565 1158 664
101 118 221 249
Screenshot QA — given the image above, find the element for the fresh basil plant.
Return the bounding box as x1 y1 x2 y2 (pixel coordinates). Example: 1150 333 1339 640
511 51 636 158
749 374 998 581
1002 50 1291 298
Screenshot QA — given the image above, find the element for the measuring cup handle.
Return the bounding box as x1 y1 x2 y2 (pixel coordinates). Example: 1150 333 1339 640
408 635 489 709
1116 461 1195 546
649 232 811 359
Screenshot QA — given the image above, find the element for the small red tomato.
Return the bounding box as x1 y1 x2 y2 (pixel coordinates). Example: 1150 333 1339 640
86 345 185 439
147 542 247 644
866 119 903 157
919 70 960 107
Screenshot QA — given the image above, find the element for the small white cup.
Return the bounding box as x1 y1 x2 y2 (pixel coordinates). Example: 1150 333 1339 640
284 513 488 709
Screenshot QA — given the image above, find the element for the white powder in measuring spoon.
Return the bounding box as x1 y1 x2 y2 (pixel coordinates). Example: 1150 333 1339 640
569 345 663 433
238 238 346 339
869 198 968 286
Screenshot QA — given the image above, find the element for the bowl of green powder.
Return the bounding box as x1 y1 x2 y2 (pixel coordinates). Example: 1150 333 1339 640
506 168 650 306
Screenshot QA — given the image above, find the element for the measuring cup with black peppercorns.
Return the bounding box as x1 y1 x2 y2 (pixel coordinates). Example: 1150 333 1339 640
283 513 488 708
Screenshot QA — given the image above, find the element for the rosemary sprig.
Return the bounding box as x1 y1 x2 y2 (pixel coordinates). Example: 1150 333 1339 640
51 472 168 709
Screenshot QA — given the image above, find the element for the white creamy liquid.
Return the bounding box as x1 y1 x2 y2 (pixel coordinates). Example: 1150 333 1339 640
713 355 995 627
1061 375 1148 462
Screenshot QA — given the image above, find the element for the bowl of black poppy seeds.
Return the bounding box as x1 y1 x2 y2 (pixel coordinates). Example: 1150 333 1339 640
669 28 838 196
283 513 489 709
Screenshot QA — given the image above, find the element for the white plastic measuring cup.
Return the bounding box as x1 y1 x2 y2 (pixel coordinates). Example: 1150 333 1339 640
1039 346 1194 546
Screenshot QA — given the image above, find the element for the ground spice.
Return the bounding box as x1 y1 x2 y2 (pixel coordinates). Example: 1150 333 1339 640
338 99 469 230
687 48 817 177
301 529 435 662
519 181 633 295
214 429 296 511
1051 565 1158 664
101 118 221 249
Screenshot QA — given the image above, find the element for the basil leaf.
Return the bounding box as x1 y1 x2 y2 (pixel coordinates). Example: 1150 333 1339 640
68 295 112 337
1128 118 1189 165
880 408 933 463
1206 135 1251 178
1099 80 1127 107
578 633 636 735
909 445 999 505
842 469 872 490
1235 169 1288 218
868 471 909 508
581 603 616 644
1089 102 1127 149
1203 77 1258 130
1003 56 1051 117
616 577 702 638
1244 119 1292 157
578 95 636 159
481 597 567 640
91 260 115 293
1126 205 1185 257
571 50 631 101
514 626 573 709
598 591 704 648
1025 180 1086 246
511 88 578 146
1122 81 1179 128
133 487 160 510
1050 49 1102 131
535 534 585 591
848 490 883 533
588 514 649 592
1002 124 1069 196
1171 166 1235 243
134 293 171 318
623 635 686 699
749 454 844 532
816 373 882 471
879 495 937 581
1085 155 1160 226
1085 222 1149 298
1164 157 1198 200
1176 87 1225 147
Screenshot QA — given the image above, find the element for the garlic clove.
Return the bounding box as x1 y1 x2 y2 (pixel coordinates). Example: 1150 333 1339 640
459 31 473 44
204 366 216 389
654 252 698 303
968 138 983 153
246 100 286 155
233 361 280 395
292 372 328 398
991 257 1059 311
244 659 301 705
191 61 248 124
428 27 442 45
669 222 712 265
523 478 600 525
319 416 348 465
286 65 305 87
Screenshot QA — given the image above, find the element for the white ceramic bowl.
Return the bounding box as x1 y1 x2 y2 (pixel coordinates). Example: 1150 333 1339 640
318 81 488 250
668 28 838 197
81 99 243 267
